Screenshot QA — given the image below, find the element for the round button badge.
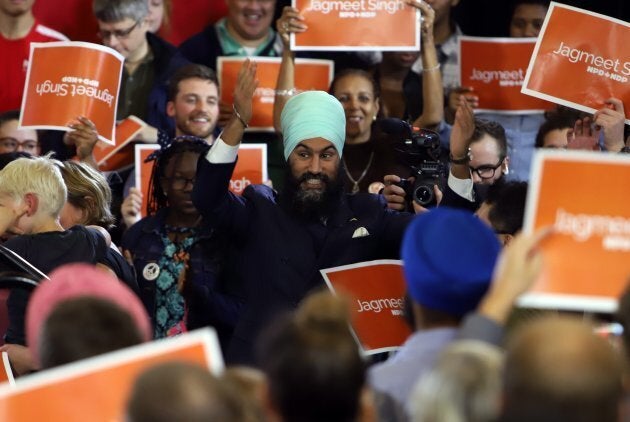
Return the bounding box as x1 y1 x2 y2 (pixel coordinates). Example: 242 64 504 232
142 263 160 281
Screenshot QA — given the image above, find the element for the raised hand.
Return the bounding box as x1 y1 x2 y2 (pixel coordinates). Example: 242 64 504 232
594 98 626 152
276 6 307 49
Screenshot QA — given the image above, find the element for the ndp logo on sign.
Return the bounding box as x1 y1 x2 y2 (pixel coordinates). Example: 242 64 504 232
470 68 525 87
552 41 630 83
356 297 405 316
305 0 406 16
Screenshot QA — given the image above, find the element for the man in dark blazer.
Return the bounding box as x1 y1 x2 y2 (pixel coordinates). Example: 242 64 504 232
192 61 414 364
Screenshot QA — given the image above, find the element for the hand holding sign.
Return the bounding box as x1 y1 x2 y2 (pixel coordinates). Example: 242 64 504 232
594 98 626 152
277 6 307 49
65 116 99 166
406 0 434 40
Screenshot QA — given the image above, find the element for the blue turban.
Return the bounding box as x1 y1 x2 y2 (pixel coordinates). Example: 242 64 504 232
280 91 346 160
401 207 501 317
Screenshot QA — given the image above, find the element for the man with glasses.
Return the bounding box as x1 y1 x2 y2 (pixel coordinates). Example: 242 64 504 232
384 99 509 213
93 0 188 134
0 0 68 112
440 98 510 212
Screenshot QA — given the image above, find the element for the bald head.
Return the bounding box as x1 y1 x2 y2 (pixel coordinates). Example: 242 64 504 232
502 317 623 422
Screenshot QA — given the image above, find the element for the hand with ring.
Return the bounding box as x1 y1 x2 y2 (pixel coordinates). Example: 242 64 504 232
276 6 307 48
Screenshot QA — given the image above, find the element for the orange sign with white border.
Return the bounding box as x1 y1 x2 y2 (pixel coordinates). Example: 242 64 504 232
94 115 147 171
19 41 124 145
291 0 420 51
135 143 268 218
321 260 411 355
521 2 630 124
459 36 550 114
521 150 630 312
134 144 160 219
217 57 333 131
0 328 223 422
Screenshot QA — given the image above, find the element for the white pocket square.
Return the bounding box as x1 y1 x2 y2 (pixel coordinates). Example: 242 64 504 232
352 227 370 238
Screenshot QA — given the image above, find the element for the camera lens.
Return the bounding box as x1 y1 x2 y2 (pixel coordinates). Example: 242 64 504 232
414 185 434 206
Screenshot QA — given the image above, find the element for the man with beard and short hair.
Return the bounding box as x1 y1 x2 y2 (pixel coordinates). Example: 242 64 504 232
384 98 509 213
192 60 413 365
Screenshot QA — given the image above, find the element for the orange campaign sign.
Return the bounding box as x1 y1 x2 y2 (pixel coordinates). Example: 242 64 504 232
291 0 419 50
135 143 267 218
19 41 124 145
321 260 411 354
0 328 223 422
521 151 630 312
522 2 630 124
135 144 161 219
230 144 268 194
0 353 15 388
94 115 147 171
217 57 333 131
459 37 551 114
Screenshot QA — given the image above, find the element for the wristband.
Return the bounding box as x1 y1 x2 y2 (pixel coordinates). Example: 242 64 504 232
422 64 441 73
233 104 249 129
449 150 470 165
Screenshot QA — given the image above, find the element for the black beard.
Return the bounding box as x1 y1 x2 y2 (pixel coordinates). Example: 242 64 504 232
474 176 505 203
280 169 345 222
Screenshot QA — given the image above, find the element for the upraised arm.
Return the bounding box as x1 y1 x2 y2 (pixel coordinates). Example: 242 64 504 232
220 59 259 147
408 0 443 129
273 6 307 135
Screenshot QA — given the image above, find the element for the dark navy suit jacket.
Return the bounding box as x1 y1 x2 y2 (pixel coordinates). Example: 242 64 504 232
192 157 414 364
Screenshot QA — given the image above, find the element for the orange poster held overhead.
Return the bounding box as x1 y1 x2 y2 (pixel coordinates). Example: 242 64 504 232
0 328 223 422
459 37 550 114
135 144 161 219
291 0 419 50
321 260 411 355
521 151 630 313
218 57 333 131
19 41 124 145
522 2 630 124
94 115 147 171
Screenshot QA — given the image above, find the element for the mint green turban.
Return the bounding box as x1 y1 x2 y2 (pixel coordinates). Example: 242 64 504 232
280 91 346 160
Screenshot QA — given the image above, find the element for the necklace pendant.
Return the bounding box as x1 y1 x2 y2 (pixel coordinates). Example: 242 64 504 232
351 182 360 194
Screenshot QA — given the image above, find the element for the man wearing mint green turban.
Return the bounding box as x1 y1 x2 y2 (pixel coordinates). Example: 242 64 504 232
192 60 413 365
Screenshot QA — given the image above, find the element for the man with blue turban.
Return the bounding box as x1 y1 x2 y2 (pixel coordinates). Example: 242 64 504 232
192 61 413 364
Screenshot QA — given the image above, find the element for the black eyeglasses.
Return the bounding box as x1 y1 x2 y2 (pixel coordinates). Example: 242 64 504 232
469 156 505 180
163 176 196 191
97 20 141 40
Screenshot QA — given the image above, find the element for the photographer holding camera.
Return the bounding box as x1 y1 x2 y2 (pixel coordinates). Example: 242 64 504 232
384 97 511 213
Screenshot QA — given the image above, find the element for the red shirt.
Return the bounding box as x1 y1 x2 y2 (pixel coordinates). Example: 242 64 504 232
0 21 68 112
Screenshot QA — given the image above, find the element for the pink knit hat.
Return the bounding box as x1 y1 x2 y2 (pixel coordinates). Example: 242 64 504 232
26 263 151 366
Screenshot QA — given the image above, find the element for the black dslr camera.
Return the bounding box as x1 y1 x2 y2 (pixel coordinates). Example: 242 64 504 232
381 119 446 207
